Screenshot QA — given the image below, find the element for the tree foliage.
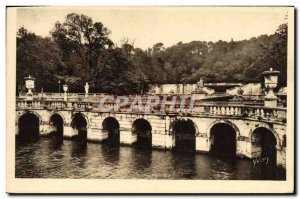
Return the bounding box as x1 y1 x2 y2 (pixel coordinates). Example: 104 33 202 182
16 13 288 94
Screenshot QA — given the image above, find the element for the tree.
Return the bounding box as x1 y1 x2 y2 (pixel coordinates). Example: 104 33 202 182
17 27 66 92
51 13 113 82
17 19 287 94
253 23 287 87
91 48 149 94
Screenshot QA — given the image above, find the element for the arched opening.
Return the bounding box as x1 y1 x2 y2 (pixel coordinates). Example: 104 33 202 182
71 113 87 141
251 127 277 164
132 118 152 148
102 117 120 145
172 119 196 152
17 112 40 143
210 123 236 158
49 114 64 138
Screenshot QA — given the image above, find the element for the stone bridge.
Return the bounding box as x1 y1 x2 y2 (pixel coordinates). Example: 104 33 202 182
15 93 287 168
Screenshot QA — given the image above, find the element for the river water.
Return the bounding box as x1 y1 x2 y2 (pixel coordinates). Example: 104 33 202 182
15 137 285 180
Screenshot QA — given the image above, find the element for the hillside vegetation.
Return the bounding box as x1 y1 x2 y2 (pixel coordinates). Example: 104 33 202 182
17 13 287 94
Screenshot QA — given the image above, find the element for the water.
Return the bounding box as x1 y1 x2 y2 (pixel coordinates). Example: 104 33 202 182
15 137 285 180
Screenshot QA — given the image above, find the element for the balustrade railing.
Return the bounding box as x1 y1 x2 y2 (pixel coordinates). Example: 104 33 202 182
16 95 286 123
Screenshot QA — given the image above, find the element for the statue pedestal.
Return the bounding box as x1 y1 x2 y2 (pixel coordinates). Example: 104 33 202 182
264 96 278 107
26 93 33 100
262 68 280 108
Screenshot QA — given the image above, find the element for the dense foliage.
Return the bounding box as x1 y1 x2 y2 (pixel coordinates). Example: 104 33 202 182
16 13 287 94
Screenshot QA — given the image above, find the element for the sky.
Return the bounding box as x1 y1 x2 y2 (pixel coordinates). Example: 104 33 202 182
17 7 288 50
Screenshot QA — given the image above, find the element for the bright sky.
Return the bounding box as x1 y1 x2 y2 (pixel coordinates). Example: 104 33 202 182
17 7 288 49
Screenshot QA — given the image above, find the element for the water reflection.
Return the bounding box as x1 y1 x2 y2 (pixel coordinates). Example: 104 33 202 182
172 152 196 179
15 137 286 180
47 136 63 151
101 144 120 165
131 148 152 177
71 139 87 158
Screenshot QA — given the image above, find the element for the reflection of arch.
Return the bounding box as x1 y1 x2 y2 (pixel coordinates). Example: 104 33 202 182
170 118 197 152
249 125 280 146
206 119 240 138
132 118 152 148
102 117 120 144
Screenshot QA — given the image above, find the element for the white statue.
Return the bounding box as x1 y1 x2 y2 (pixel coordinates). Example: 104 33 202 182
84 82 89 97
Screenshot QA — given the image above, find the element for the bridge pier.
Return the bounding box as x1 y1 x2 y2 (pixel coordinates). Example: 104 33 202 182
87 128 108 142
236 138 252 158
15 104 287 169
40 123 51 136
63 125 78 138
195 136 209 153
120 129 137 145
151 133 166 149
165 134 174 149
277 147 286 168
151 133 174 149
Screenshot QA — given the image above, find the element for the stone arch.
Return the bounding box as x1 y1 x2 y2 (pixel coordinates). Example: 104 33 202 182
16 110 42 125
102 116 120 144
71 112 89 127
49 113 64 137
170 117 200 135
250 126 278 164
48 111 65 125
249 124 280 146
207 119 240 157
71 112 88 140
170 118 199 152
132 118 152 148
17 111 41 143
206 119 240 138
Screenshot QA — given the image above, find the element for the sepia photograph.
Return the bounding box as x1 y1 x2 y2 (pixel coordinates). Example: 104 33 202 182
6 6 294 193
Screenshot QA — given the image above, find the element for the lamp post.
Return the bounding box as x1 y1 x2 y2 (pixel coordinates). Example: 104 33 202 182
262 67 280 107
24 75 35 100
63 84 68 101
58 80 61 94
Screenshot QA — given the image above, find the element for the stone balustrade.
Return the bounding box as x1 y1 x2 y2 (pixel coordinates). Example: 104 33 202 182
202 104 286 121
16 96 286 123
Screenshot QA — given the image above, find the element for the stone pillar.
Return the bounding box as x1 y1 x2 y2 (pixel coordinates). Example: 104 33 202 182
87 128 108 142
236 137 252 158
152 132 167 149
250 142 261 158
276 146 286 169
63 125 78 138
40 122 51 136
120 129 137 145
165 134 174 149
48 123 57 134
195 135 209 153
